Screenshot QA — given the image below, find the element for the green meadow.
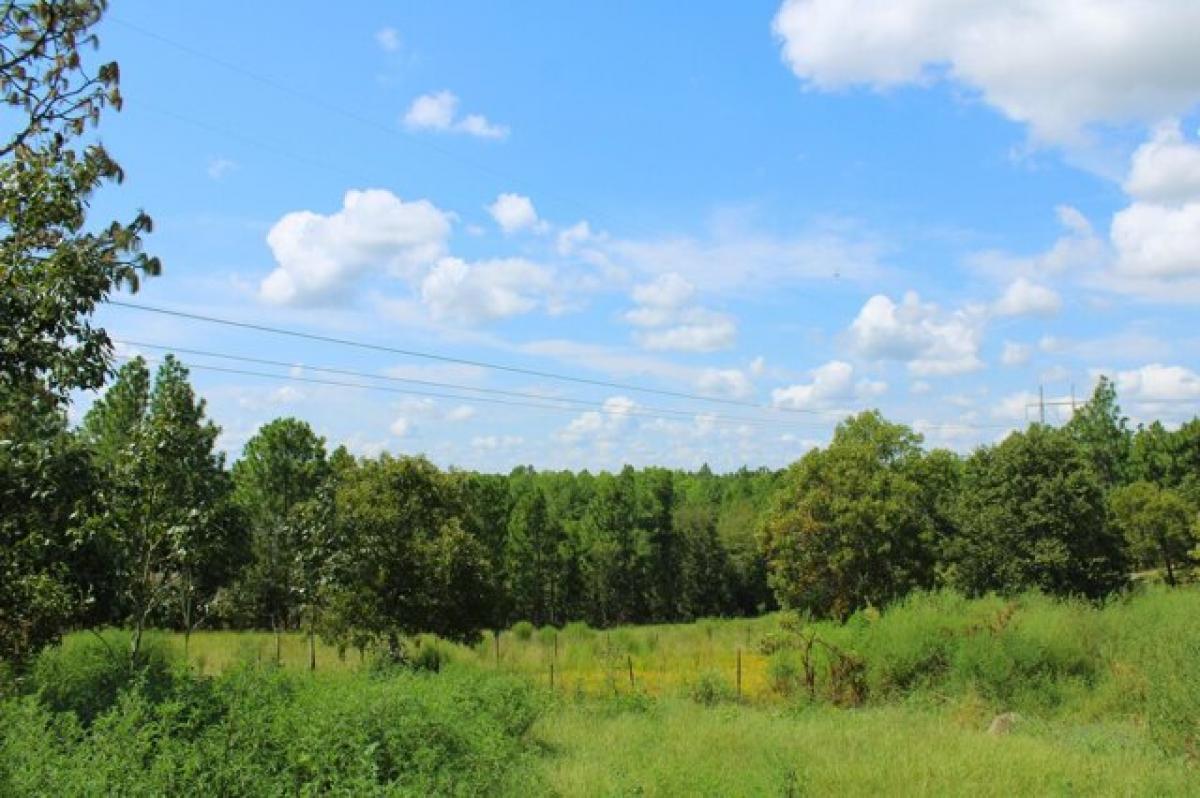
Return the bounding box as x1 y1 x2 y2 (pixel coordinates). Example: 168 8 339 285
6 585 1196 796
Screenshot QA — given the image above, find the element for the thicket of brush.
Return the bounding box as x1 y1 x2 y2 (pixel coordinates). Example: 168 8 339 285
0 631 544 796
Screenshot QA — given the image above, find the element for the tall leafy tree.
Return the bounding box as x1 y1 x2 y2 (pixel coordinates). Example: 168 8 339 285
1 0 158 665
230 418 328 657
949 424 1128 599
328 455 490 656
505 484 563 625
84 356 236 657
762 412 937 619
674 501 730 619
1066 376 1132 488
1109 481 1196 585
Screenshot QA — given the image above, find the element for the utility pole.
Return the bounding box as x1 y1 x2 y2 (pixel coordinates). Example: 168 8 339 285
1039 384 1046 425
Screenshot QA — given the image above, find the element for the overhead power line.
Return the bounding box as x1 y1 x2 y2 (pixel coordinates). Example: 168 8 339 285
113 339 828 431
117 355 838 432
106 300 815 412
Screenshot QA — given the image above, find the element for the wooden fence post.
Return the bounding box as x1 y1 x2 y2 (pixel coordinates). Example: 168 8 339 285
550 660 555 691
628 655 635 691
736 648 743 702
494 630 500 667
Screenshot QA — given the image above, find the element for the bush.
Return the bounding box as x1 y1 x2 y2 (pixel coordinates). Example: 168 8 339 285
688 669 733 706
31 631 175 725
563 620 593 639
409 638 452 673
1 663 545 795
768 652 804 698
511 620 534 641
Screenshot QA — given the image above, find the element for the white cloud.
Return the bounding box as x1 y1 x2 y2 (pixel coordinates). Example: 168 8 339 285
471 434 524 450
403 91 509 139
697 368 755 399
637 314 737 352
375 27 400 52
771 359 886 410
445 404 477 422
1125 120 1200 204
390 417 412 437
749 356 766 377
207 157 236 180
772 0 1200 145
1103 123 1200 299
487 193 543 233
1000 341 1032 367
910 380 931 395
1111 363 1200 404
1110 199 1200 281
608 226 882 293
556 220 595 255
993 277 1062 318
848 291 985 376
969 205 1104 280
559 396 638 443
260 189 451 305
624 272 737 352
420 256 555 324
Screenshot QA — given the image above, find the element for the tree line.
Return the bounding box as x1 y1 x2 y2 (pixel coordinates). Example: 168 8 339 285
6 351 1200 667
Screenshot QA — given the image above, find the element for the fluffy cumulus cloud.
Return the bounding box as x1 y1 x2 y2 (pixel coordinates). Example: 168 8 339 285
420 257 555 324
848 292 985 376
1111 363 1200 405
559 396 638 443
992 277 1062 318
487 193 543 234
771 360 886 410
1108 122 1200 296
1125 121 1200 204
403 90 509 139
624 272 736 352
260 189 452 305
772 0 1200 144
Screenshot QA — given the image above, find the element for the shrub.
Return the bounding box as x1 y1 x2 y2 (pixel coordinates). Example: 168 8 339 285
689 669 733 706
1 663 545 795
563 620 594 639
511 620 535 641
537 625 559 647
768 652 804 697
409 639 452 673
31 630 175 725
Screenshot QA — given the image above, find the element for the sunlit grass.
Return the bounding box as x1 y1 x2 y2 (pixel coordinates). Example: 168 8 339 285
535 698 1196 797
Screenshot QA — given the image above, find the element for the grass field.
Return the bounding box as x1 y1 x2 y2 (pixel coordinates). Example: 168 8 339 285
48 586 1198 795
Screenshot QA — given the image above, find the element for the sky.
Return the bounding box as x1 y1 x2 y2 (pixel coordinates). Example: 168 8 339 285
77 0 1200 472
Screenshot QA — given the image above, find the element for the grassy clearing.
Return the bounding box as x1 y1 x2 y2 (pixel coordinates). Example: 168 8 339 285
536 698 1196 797
34 586 1199 795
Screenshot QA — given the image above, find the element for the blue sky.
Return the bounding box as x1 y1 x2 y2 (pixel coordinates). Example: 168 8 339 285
81 0 1200 471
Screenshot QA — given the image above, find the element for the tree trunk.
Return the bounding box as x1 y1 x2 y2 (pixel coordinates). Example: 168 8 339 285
272 615 282 664
1162 542 1177 586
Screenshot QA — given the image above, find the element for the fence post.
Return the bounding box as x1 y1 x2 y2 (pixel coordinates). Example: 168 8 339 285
550 660 555 691
736 648 742 702
494 630 500 667
628 655 635 691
